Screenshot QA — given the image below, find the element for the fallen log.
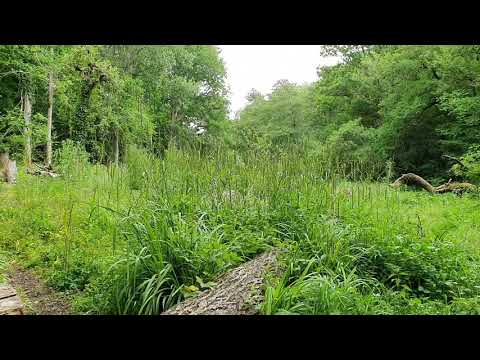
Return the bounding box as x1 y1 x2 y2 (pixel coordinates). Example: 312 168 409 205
391 173 436 193
26 163 60 178
162 250 279 315
0 284 23 315
434 181 477 194
391 173 476 194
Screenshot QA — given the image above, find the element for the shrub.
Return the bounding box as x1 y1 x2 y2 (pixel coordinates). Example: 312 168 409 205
451 145 480 184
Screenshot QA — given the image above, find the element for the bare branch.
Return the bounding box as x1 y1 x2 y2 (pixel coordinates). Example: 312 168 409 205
442 154 467 169
391 172 476 194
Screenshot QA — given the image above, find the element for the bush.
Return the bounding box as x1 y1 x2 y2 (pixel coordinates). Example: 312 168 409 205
355 234 480 301
94 204 245 314
324 119 380 164
451 145 480 184
260 210 480 315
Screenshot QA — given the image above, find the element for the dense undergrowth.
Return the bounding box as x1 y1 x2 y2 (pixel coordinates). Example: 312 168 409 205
1 143 479 314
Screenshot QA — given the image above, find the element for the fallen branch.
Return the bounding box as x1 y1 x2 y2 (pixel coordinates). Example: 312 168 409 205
442 154 467 169
391 173 476 194
391 173 436 193
26 163 60 178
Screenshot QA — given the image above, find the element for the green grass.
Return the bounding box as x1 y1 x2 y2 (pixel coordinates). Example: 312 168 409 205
0 250 8 284
1 144 479 314
258 185 480 315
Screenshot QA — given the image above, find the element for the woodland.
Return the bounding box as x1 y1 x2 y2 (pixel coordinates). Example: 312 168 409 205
1 45 479 315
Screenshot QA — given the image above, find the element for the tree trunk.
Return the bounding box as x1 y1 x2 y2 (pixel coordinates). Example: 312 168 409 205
46 72 54 169
161 251 278 315
0 152 9 182
114 127 119 166
23 93 32 169
0 152 17 184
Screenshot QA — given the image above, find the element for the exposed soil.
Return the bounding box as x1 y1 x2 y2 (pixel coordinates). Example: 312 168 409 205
4 250 281 315
7 266 72 315
162 250 280 315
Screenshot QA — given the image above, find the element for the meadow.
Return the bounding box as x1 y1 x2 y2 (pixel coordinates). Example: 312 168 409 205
1 142 480 315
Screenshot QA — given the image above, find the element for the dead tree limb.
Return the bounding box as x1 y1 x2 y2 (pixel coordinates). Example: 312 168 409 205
25 162 60 178
391 173 436 193
442 155 467 169
434 181 476 194
391 173 476 194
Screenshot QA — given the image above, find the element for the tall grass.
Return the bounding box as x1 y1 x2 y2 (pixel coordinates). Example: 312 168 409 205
1 141 479 314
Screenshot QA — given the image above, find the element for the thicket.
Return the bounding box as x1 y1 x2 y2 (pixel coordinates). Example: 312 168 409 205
234 45 480 183
0 45 229 165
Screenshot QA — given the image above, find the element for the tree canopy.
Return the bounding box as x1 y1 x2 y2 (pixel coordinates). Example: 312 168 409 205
2 45 480 183
234 45 480 182
0 45 230 163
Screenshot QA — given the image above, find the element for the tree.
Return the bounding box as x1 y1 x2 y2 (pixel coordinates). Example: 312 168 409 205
235 82 315 149
0 45 231 169
22 92 32 167
46 71 54 168
0 45 46 168
246 88 263 103
233 45 480 182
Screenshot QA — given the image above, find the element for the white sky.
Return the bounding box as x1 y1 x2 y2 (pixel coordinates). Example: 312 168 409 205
218 45 339 118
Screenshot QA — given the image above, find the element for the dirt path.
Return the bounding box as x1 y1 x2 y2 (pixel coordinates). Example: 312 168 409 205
162 250 280 315
4 251 280 315
7 266 72 315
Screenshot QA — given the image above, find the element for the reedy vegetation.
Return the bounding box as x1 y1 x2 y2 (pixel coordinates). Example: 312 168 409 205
1 142 480 314
1 45 480 314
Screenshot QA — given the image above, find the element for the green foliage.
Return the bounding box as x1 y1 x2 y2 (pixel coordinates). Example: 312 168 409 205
234 45 480 180
324 119 378 164
2 144 480 315
124 145 153 190
450 145 480 183
55 139 90 180
2 45 480 316
0 108 23 155
360 234 480 300
260 189 480 315
0 249 8 284
235 81 315 150
47 253 100 292
0 45 230 165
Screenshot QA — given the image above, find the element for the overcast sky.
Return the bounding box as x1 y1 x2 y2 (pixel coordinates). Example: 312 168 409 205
218 45 339 118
